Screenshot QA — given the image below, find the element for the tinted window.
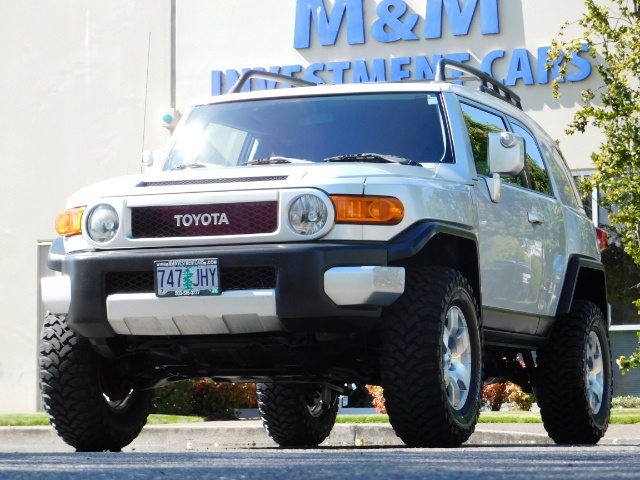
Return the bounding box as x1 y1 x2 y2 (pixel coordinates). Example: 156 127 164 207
540 143 581 208
509 120 551 195
164 93 452 170
460 102 507 176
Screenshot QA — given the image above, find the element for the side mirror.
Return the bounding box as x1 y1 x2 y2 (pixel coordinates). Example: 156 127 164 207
484 133 525 203
488 132 525 177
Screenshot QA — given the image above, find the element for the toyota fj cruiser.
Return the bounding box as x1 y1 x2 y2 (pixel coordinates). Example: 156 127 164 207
40 59 611 451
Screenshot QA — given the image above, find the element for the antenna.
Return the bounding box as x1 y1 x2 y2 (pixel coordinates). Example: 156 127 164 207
141 32 151 172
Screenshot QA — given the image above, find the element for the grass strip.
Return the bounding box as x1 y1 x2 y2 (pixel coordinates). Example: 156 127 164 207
1 409 639 427
0 413 205 427
337 408 640 425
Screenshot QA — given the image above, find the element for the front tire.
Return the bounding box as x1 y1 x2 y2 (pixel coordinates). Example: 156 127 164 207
39 313 152 452
536 300 612 444
380 267 482 447
257 383 338 447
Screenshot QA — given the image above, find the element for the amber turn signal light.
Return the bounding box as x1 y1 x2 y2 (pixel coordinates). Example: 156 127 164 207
330 195 404 225
55 207 86 236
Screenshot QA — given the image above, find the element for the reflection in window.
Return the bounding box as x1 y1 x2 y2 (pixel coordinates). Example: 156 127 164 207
510 121 551 195
573 174 593 219
164 93 453 170
460 103 506 176
540 143 581 208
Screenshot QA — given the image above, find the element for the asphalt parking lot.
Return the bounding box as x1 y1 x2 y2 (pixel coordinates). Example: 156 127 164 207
1 420 639 453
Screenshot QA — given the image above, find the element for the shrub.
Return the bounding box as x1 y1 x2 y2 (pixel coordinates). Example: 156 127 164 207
612 396 640 408
482 382 535 411
507 386 535 411
365 385 386 414
152 379 257 419
482 382 513 411
363 382 536 414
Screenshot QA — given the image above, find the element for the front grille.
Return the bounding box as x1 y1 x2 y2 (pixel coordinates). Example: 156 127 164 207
105 267 276 295
130 201 278 238
106 271 154 294
222 266 276 291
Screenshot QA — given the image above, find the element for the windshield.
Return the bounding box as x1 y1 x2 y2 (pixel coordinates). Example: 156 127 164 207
163 92 452 170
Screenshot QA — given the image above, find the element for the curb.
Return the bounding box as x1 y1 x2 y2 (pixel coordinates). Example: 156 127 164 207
0 422 637 453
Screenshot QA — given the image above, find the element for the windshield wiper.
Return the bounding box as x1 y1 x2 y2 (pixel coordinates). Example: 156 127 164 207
324 153 422 167
170 162 213 171
242 156 313 166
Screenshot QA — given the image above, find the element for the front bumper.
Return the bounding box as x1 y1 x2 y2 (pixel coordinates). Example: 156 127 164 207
43 240 405 338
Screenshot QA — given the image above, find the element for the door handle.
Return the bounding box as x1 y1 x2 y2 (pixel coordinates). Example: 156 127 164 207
527 211 545 225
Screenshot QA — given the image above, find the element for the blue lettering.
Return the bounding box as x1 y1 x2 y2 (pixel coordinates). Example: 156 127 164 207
223 68 252 94
211 71 222 96
304 63 327 83
537 46 563 85
506 48 534 86
391 56 412 81
248 66 284 90
294 0 365 48
327 61 351 83
279 65 303 88
567 44 591 82
415 56 436 80
425 0 499 39
480 49 505 82
353 58 387 82
444 52 471 83
352 59 370 82
371 0 419 43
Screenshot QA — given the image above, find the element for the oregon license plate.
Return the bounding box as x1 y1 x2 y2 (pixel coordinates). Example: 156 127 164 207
154 258 220 297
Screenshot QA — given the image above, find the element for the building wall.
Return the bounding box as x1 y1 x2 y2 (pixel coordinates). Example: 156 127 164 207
0 0 634 412
0 0 172 413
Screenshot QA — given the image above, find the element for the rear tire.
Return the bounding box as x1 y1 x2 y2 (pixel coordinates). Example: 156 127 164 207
39 313 152 452
257 383 338 447
536 300 612 444
380 267 482 447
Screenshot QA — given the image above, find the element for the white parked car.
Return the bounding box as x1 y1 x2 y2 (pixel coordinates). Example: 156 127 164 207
41 60 611 451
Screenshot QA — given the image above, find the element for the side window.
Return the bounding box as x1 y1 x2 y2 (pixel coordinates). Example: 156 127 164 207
460 102 507 176
540 143 582 208
509 120 552 195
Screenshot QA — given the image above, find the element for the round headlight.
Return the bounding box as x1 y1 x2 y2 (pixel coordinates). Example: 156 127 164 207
86 204 120 243
288 194 329 235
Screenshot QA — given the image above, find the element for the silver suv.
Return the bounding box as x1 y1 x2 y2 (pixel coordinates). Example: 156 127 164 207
40 59 611 451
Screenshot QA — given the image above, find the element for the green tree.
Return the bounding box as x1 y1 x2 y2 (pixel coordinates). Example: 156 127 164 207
548 0 640 372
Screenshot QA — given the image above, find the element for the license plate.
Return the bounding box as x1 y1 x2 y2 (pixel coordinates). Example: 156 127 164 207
154 258 220 297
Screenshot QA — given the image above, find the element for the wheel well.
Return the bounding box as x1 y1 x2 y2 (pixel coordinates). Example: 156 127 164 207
557 256 608 319
395 232 481 307
572 267 607 317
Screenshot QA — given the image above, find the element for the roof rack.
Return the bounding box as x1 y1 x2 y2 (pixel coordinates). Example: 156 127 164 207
229 70 316 94
434 58 522 110
228 63 522 110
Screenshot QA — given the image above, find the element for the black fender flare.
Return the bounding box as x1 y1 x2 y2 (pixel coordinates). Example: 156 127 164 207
556 255 608 320
387 221 481 311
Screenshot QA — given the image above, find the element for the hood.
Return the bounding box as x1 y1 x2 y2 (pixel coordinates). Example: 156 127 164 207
65 162 464 208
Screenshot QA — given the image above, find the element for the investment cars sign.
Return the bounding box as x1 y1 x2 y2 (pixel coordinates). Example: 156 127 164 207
211 0 592 95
